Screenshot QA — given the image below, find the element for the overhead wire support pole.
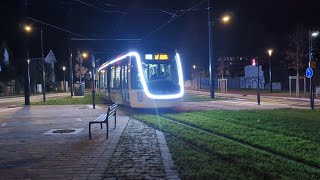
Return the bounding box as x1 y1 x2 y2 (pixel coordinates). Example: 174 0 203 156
308 29 314 110
41 29 46 102
69 39 74 97
208 0 214 99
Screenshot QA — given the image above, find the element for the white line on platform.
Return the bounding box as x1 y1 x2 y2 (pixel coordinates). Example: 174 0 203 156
76 118 82 121
0 107 21 113
1 123 7 126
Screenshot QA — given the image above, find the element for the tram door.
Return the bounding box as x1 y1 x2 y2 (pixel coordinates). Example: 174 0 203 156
121 64 130 105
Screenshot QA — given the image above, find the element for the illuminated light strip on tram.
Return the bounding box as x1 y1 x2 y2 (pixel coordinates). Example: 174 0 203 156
98 52 184 100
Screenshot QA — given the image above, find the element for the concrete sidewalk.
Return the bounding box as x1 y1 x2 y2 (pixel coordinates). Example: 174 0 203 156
0 105 179 179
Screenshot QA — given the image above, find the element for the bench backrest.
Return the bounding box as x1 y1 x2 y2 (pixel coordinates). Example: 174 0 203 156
106 104 117 119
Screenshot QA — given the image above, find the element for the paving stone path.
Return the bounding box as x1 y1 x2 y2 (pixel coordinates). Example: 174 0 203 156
104 119 179 179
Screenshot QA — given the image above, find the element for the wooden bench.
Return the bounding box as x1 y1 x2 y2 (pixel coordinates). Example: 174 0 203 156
89 104 117 140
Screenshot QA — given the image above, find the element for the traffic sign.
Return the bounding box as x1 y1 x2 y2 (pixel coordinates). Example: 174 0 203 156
306 67 313 78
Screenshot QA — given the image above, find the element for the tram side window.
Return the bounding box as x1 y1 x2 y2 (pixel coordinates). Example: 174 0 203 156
130 58 142 89
110 66 121 89
121 65 128 89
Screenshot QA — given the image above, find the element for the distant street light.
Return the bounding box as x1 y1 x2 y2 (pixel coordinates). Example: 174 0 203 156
24 25 32 32
267 49 273 93
62 66 66 92
312 31 319 37
221 15 231 24
82 52 88 59
24 24 46 102
193 65 196 69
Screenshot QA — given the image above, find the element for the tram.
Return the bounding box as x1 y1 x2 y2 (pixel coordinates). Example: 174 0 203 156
97 51 184 108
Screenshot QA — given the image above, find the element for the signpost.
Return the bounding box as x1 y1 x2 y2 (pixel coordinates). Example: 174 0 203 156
306 67 314 109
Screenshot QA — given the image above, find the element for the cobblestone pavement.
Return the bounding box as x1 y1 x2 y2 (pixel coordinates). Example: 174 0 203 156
0 105 129 179
104 119 179 180
0 105 180 179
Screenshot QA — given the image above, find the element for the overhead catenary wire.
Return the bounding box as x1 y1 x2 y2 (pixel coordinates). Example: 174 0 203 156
27 17 90 39
142 0 207 41
93 0 119 7
73 0 126 14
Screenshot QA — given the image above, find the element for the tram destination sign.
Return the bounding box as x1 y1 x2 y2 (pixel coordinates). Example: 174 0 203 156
145 53 169 60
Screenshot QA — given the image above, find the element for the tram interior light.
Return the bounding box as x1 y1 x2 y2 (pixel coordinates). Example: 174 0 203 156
98 51 184 100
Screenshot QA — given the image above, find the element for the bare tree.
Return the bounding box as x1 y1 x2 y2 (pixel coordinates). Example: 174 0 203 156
75 49 87 82
284 26 308 76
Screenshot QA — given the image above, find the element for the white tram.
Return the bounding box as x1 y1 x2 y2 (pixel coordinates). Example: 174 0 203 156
97 51 184 108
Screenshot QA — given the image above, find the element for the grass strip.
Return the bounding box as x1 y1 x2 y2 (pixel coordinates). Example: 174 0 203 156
31 93 109 105
132 114 320 179
183 94 226 102
188 109 320 143
163 111 320 167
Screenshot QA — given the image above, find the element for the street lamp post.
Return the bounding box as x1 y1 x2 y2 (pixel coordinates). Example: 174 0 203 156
27 59 30 93
85 52 96 109
40 29 46 102
309 30 319 110
208 0 214 98
24 25 46 102
91 54 96 109
25 58 31 105
268 49 273 93
63 66 66 92
257 60 260 105
207 1 231 98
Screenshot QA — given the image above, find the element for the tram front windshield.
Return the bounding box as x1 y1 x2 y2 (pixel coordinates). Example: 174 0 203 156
140 61 180 94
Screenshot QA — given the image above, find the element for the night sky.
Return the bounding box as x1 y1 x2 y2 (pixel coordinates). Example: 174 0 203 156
1 0 320 80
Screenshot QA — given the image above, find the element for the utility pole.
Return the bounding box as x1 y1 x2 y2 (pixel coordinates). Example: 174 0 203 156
69 40 73 97
208 0 214 98
41 29 46 102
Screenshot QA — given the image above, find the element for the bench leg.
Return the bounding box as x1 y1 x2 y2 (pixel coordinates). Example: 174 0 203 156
89 123 92 140
101 123 103 129
114 114 116 129
106 121 109 139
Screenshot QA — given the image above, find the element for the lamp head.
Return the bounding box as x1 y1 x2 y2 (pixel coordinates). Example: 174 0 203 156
268 49 273 56
312 31 319 37
82 52 88 59
24 25 32 32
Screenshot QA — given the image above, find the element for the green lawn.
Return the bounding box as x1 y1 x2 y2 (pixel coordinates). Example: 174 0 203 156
132 109 320 179
183 94 226 102
31 93 110 105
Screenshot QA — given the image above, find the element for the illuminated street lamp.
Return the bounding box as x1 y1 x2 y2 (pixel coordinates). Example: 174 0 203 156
24 25 32 32
267 49 273 93
62 66 66 92
82 52 88 59
193 65 196 69
221 15 231 24
312 31 319 37
24 24 46 102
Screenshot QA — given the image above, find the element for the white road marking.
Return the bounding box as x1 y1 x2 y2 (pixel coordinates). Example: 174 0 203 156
0 107 21 113
76 118 82 121
1 123 7 126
